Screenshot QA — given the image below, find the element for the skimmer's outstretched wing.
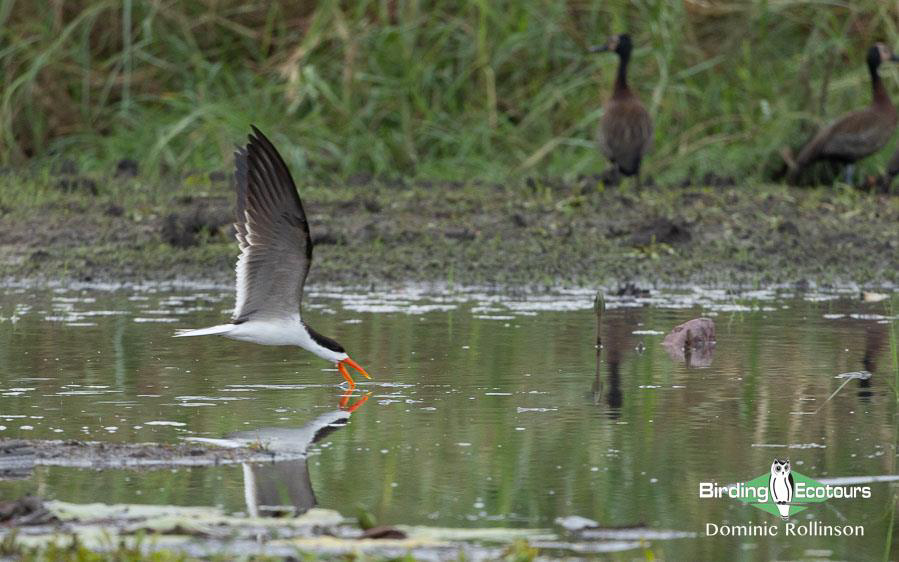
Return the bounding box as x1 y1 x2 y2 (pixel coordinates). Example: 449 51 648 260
232 126 312 322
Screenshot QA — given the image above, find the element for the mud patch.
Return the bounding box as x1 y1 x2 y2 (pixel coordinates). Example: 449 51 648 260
1 175 897 286
0 438 300 473
160 197 232 248
629 217 692 246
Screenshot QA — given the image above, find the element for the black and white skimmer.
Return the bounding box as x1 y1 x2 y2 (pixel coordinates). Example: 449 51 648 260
175 126 371 389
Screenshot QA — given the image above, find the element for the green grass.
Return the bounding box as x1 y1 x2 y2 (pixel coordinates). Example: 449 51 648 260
3 1 899 184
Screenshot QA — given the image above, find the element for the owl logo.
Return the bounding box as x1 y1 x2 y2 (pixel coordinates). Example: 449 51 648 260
769 459 794 520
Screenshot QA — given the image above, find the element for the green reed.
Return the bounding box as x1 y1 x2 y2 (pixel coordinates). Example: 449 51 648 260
2 1 899 183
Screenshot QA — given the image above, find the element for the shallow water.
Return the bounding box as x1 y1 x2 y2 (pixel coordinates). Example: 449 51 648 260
0 285 897 559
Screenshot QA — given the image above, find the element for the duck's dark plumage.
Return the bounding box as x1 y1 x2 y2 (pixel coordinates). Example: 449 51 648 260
789 44 898 183
594 34 653 181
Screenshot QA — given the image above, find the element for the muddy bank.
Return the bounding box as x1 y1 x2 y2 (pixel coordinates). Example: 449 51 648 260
1 172 897 287
0 438 301 476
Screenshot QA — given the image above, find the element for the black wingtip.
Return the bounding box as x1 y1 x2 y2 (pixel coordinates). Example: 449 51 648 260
246 125 278 159
237 125 306 228
249 124 265 143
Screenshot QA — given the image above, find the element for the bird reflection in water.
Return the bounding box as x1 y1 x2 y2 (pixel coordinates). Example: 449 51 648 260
592 292 604 405
592 293 629 417
227 389 369 518
858 324 886 400
338 387 370 413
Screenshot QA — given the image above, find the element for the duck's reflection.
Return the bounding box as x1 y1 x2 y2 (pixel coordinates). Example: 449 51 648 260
593 295 638 418
591 293 604 405
228 389 368 518
858 324 886 400
607 356 623 409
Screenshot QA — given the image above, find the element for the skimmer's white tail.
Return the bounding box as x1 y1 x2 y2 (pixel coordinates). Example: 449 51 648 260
173 324 234 337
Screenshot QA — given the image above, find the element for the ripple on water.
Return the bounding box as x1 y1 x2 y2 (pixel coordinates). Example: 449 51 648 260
0 284 896 558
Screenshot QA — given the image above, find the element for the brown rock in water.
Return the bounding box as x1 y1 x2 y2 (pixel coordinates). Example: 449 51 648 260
663 317 715 347
662 318 716 368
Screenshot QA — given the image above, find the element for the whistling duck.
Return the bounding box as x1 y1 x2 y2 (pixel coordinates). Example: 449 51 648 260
590 34 653 186
787 43 899 185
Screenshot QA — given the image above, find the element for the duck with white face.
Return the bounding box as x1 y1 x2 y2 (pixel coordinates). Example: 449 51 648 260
787 43 899 185
589 33 653 188
175 127 371 389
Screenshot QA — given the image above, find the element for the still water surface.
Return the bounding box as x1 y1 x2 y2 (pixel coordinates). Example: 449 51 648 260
0 285 896 558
